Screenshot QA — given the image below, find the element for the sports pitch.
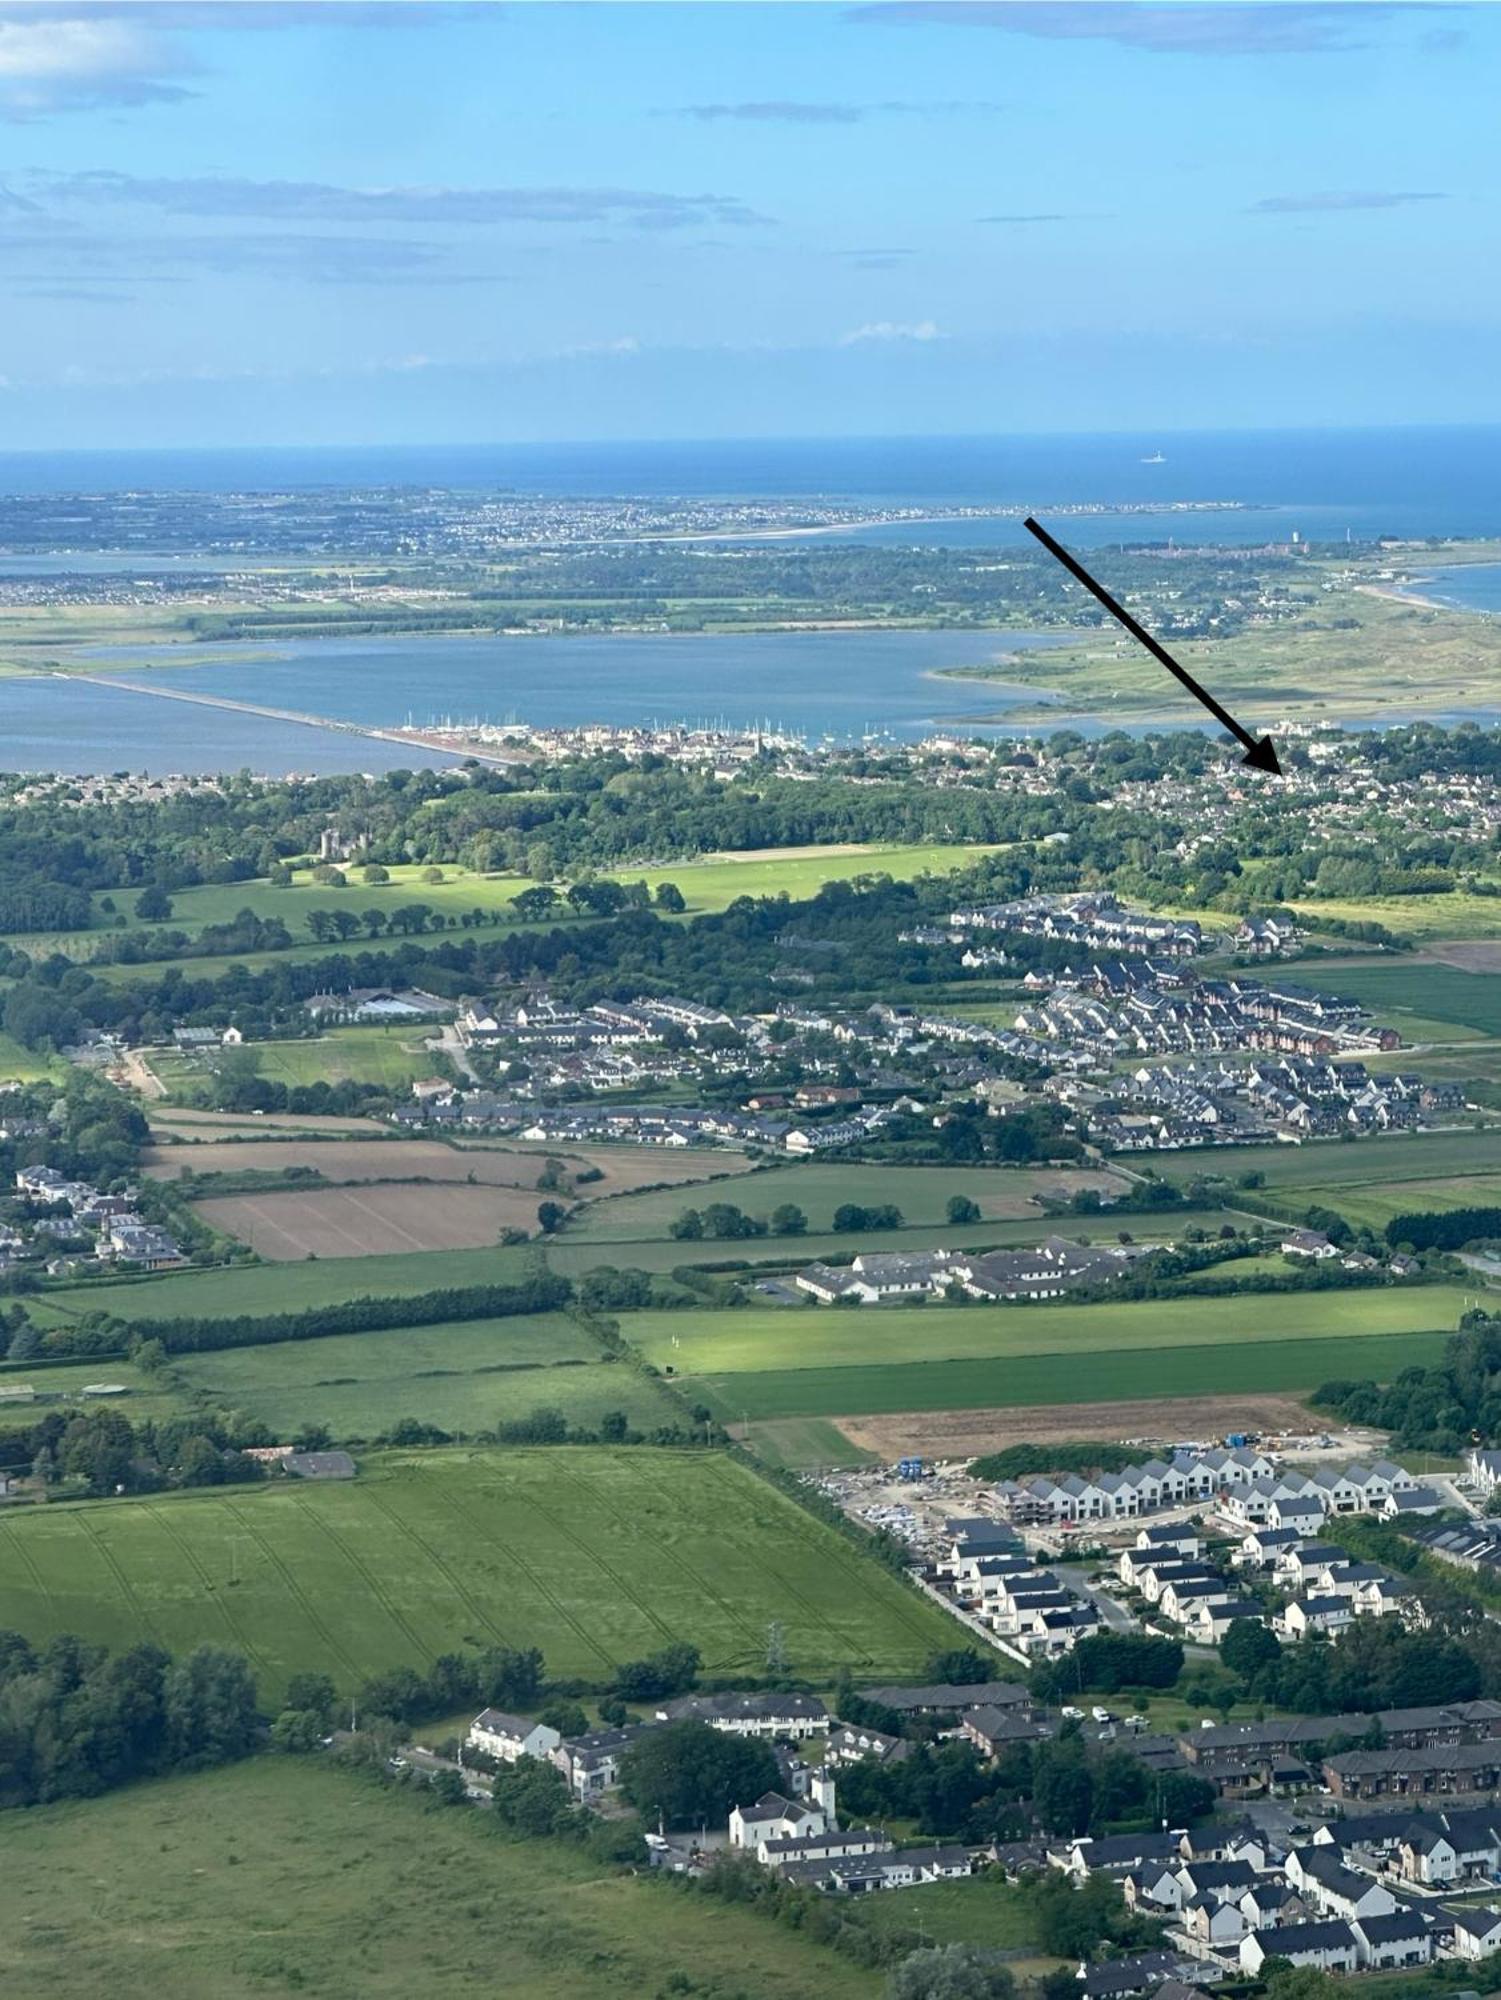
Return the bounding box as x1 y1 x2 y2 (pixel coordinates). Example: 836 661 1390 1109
0 1446 955 1699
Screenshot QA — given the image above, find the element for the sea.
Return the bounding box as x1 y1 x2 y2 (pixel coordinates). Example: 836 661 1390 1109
4 426 1501 776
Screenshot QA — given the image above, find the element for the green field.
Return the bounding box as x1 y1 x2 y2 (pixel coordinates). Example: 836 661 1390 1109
0 1446 956 1698
0 1358 187 1431
738 1417 881 1471
0 1757 880 2000
544 1207 1250 1279
563 1160 1127 1242
155 1026 438 1096
28 1244 536 1328
1278 1175 1501 1232
176 1315 678 1440
52 843 997 979
629 1284 1475 1378
1158 1127 1501 1191
1290 895 1501 944
1290 956 1501 1033
699 1329 1457 1421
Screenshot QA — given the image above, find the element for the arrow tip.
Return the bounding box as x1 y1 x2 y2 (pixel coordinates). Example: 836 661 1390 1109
1242 735 1282 776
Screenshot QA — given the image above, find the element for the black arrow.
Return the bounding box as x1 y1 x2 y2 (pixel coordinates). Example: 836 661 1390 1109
1023 515 1281 775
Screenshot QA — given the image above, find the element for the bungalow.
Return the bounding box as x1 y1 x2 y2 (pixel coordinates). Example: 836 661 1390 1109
1240 1921 1360 1976
860 1680 1030 1719
760 1826 889 1868
467 1710 563 1765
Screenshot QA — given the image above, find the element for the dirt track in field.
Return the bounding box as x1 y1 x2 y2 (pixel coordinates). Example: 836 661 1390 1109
835 1393 1319 1462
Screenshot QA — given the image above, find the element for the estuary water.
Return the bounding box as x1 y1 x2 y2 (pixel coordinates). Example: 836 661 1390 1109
3 628 1079 776
6 426 1501 775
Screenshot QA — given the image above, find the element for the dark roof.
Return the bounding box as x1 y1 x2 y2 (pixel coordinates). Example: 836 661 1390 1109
657 1691 826 1724
1445 1905 1501 1939
1355 1912 1433 1945
1252 1920 1358 1954
284 1449 356 1479
863 1680 1028 1712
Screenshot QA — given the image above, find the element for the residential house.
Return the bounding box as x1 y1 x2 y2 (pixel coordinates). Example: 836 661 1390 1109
1239 1922 1360 1976
1445 1905 1501 1960
467 1710 563 1765
1351 1912 1436 1970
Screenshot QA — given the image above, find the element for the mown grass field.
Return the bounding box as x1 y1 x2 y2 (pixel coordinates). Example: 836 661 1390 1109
27 1244 537 1328
629 1284 1474 1378
0 1446 955 1698
563 1160 1127 1242
175 1315 677 1441
0 1757 881 2000
155 1026 438 1095
702 1329 1457 1422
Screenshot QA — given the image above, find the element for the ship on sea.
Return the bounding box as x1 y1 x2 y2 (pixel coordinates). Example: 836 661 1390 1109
1140 451 1166 464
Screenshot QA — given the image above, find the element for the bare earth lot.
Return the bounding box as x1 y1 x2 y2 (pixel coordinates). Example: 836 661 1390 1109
1421 940 1501 972
193 1183 544 1257
836 1393 1322 1462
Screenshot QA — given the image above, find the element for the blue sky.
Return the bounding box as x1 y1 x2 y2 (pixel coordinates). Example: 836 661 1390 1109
0 1 1495 446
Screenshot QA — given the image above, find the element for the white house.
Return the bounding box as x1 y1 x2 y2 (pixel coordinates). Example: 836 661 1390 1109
1469 1448 1501 1495
729 1792 827 1850
1351 1911 1435 1970
1278 1596 1355 1639
1445 1905 1501 1960
1241 1922 1359 1975
467 1709 562 1765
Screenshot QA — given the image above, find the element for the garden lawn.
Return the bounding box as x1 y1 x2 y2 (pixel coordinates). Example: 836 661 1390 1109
627 1285 1474 1377
0 1445 956 1699
701 1330 1456 1422
174 1315 678 1441
0 1757 879 2000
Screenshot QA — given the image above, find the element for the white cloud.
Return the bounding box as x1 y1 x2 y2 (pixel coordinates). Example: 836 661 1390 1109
0 15 195 118
837 319 946 345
